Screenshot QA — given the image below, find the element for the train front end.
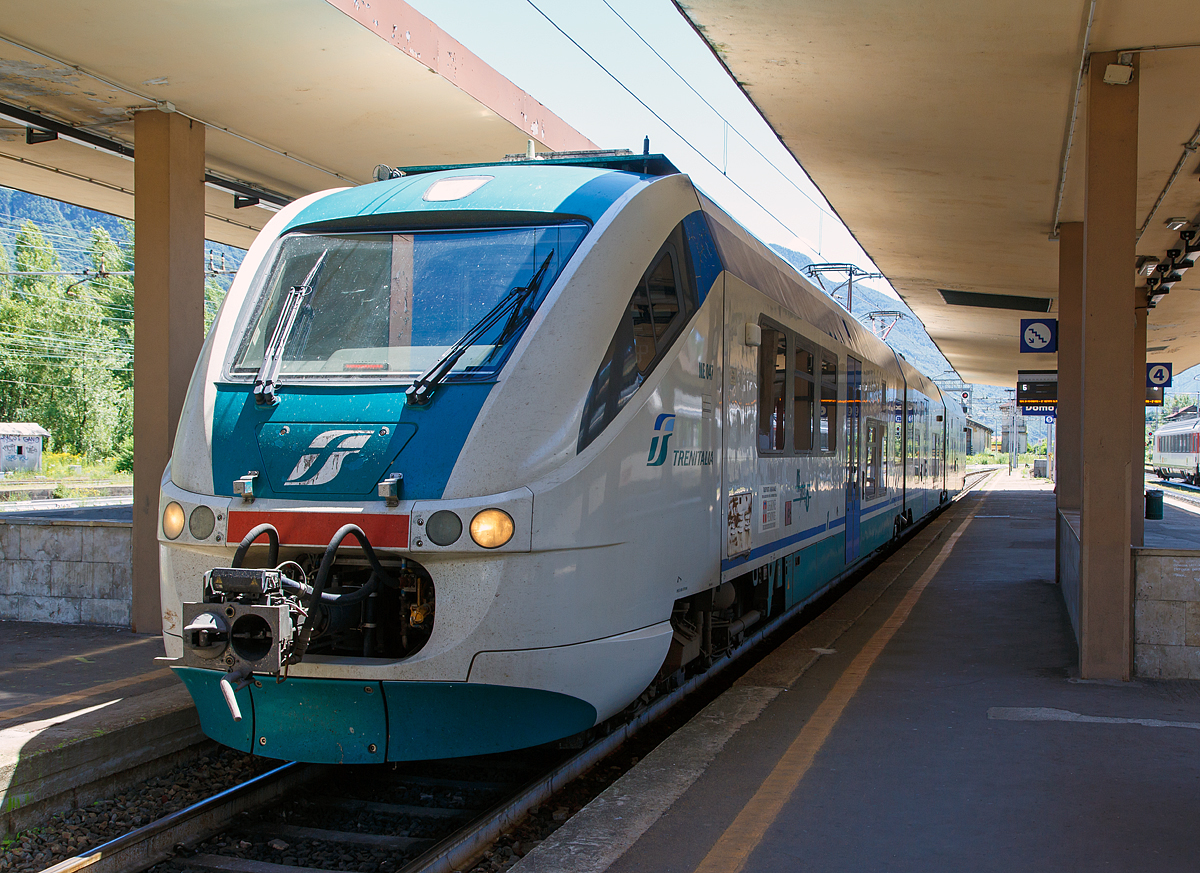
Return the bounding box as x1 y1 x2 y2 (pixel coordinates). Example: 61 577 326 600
158 164 685 763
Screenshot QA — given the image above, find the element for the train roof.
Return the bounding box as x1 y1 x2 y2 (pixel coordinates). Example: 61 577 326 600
283 156 677 232
1155 413 1200 433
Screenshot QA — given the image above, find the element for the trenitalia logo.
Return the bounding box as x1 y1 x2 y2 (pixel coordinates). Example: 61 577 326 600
285 429 373 486
646 414 675 466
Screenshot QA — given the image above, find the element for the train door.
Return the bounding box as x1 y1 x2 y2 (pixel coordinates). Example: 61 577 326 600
846 356 862 562
896 384 908 524
941 409 949 495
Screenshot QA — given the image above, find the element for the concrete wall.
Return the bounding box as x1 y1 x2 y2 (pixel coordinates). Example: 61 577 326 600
0 519 131 626
1058 510 1080 644
1133 547 1200 679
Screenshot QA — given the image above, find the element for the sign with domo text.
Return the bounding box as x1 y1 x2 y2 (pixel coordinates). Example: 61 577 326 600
1147 362 1173 388
1016 370 1057 407
1020 318 1058 353
1022 404 1055 416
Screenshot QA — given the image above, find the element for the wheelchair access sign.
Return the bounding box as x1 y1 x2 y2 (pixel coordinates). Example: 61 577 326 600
1147 362 1173 388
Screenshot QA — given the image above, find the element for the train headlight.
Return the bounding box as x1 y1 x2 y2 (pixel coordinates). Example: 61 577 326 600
189 505 216 540
426 510 463 546
162 501 185 540
470 508 514 549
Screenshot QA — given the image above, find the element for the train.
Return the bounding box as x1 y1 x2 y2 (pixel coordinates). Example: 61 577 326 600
1151 414 1200 483
159 151 966 764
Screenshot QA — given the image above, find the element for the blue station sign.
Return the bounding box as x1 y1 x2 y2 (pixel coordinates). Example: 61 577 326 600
1147 362 1173 388
1020 318 1058 353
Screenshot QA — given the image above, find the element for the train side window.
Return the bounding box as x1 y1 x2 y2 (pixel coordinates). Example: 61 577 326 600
577 224 699 454
819 351 838 453
864 418 883 499
758 326 788 453
629 283 656 373
645 251 683 346
577 313 640 453
793 337 816 452
881 381 888 488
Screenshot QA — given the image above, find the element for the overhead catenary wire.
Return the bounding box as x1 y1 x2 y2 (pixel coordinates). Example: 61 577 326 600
0 377 97 390
601 1 821 209
523 1 833 256
526 1 893 299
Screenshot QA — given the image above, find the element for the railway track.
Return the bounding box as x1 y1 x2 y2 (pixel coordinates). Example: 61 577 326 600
1146 474 1200 507
39 472 998 873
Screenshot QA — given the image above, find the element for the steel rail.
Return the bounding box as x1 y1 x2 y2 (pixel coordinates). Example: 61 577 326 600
37 763 318 873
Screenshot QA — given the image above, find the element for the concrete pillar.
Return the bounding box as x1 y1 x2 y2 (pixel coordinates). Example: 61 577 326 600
131 111 206 634
1056 222 1083 512
1055 222 1082 587
1131 305 1147 547
1079 51 1138 680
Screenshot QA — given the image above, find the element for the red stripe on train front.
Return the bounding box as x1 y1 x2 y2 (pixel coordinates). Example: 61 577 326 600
227 510 410 549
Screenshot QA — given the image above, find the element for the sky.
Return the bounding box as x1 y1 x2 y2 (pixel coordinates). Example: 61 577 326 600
409 0 900 302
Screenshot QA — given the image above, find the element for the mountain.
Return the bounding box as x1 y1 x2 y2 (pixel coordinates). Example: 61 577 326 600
768 243 1034 444
0 186 245 290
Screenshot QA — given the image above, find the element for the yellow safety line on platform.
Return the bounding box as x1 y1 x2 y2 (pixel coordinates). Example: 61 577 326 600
693 497 983 873
0 668 170 724
5 636 161 676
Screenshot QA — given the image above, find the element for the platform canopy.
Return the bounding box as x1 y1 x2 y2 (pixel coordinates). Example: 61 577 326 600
0 0 596 249
680 1 1200 386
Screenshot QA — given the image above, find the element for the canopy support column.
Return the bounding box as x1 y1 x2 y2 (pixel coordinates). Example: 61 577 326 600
1078 51 1138 680
131 110 205 634
1056 222 1082 588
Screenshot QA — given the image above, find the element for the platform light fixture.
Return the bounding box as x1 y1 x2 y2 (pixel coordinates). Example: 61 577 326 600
1102 63 1134 85
1138 256 1160 277
1166 217 1190 231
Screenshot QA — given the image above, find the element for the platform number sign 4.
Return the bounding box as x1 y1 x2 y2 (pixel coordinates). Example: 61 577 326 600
1147 362 1173 388
1019 318 1058 353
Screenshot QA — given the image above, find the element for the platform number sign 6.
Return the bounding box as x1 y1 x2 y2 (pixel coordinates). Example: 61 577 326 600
1147 362 1173 388
1019 318 1058 353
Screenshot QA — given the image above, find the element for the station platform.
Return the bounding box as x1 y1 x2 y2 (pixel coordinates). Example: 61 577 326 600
517 472 1200 872
0 621 202 835
1145 486 1200 549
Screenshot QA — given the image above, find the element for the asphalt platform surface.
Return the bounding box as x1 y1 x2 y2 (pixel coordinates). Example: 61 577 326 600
515 472 1200 872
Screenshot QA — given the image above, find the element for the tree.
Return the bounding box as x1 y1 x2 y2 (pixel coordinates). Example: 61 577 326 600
0 220 129 458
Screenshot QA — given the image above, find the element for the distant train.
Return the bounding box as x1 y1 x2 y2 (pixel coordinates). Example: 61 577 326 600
1151 415 1200 483
158 152 966 764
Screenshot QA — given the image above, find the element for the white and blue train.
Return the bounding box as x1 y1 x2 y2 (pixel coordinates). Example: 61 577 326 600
159 152 966 763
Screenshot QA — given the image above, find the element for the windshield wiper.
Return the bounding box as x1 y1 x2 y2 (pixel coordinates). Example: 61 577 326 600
406 250 554 407
253 251 328 406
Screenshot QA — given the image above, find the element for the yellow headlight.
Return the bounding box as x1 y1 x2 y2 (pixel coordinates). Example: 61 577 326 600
469 508 514 549
162 501 186 540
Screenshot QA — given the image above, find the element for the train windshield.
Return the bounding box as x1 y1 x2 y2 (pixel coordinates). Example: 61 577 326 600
231 223 588 381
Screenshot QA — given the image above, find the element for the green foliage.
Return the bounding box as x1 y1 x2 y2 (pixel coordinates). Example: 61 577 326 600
0 220 132 460
114 434 134 473
0 191 244 466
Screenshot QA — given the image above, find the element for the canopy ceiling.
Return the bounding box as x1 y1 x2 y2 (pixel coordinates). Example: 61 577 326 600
0 0 595 248
679 0 1200 385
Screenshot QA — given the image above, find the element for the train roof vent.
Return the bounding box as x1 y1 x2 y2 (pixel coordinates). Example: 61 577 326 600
395 151 680 178
938 289 1053 312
